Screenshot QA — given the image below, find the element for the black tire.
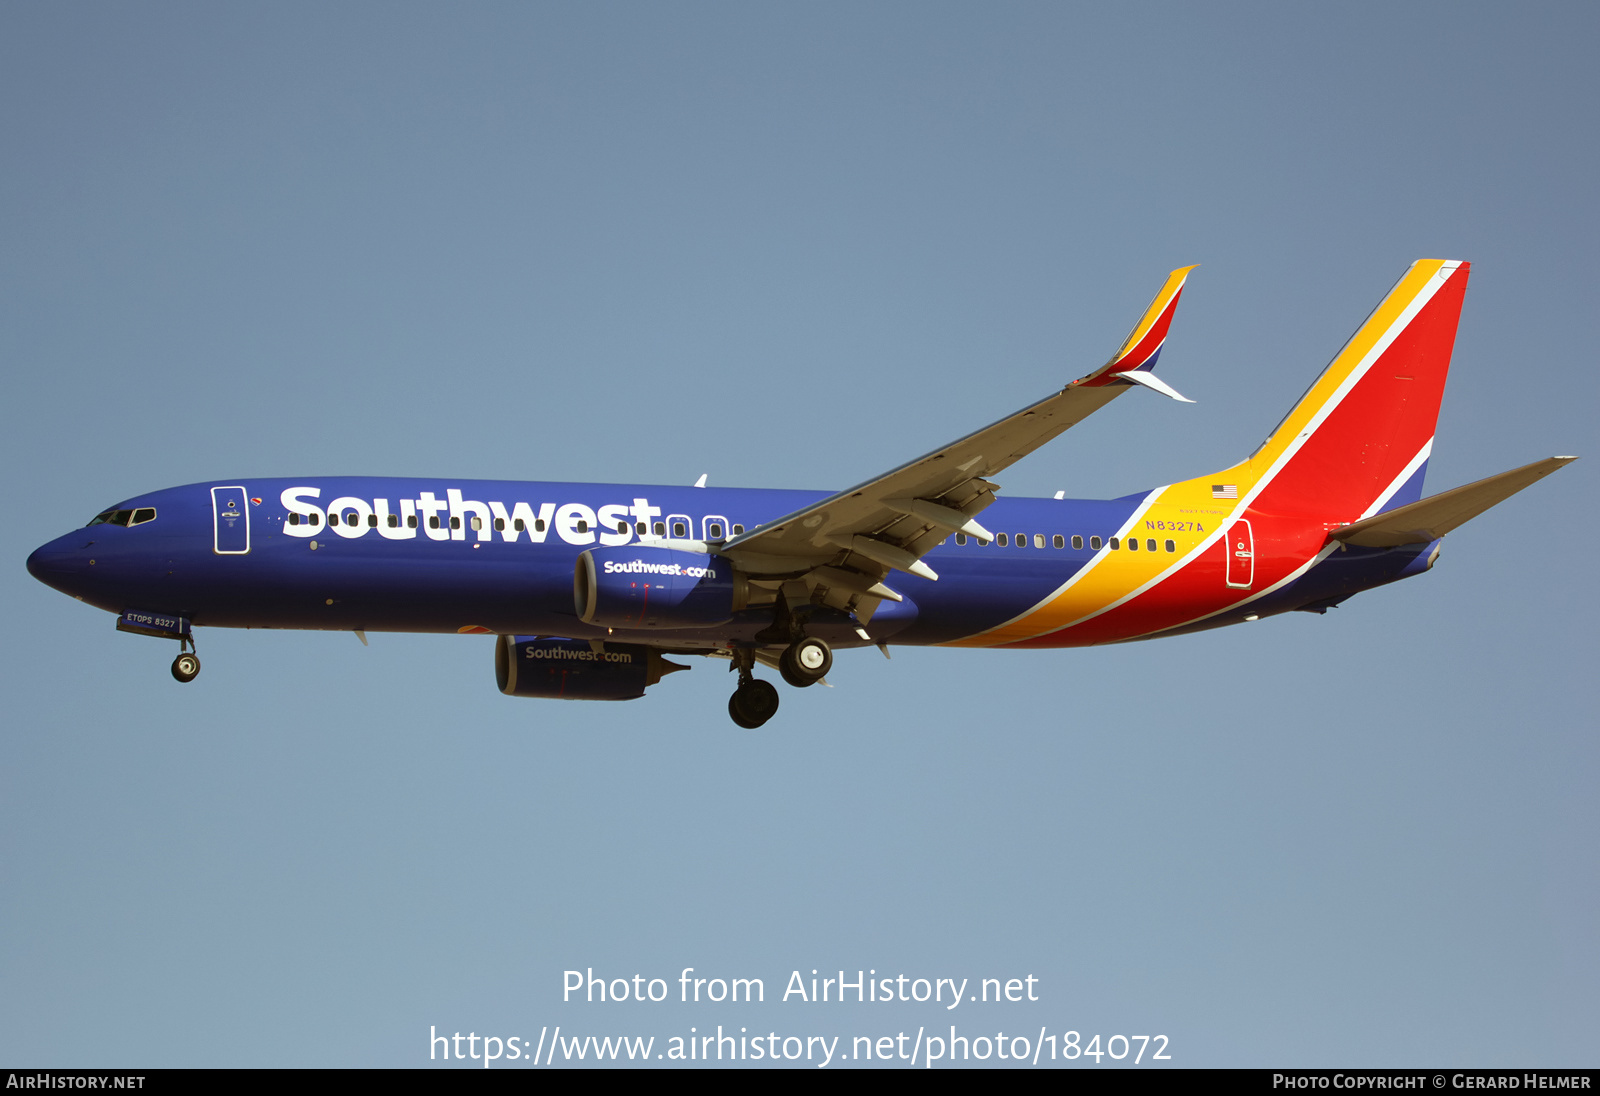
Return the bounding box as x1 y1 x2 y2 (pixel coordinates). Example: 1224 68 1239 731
778 653 814 688
779 637 832 687
728 694 762 729
171 652 201 683
729 679 780 727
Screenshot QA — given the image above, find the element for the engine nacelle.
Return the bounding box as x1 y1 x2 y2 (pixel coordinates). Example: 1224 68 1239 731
574 546 738 629
495 635 686 701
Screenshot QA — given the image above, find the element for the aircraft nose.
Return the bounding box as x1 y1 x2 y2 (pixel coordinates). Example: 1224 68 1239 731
26 535 90 585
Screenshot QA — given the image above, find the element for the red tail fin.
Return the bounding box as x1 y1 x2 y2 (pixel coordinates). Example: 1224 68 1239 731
1228 259 1469 520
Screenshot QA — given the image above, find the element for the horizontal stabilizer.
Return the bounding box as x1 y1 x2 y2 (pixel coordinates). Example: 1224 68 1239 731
1332 456 1577 547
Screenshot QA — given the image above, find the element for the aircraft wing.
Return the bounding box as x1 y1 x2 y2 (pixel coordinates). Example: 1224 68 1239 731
720 266 1197 612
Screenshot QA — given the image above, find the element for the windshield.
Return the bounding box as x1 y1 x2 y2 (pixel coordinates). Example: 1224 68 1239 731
87 507 156 527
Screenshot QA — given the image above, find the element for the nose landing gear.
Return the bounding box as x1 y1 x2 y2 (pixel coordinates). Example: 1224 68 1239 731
171 635 200 683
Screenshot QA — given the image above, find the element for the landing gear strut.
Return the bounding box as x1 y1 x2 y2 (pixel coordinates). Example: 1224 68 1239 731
171 635 200 684
727 648 780 728
779 636 832 688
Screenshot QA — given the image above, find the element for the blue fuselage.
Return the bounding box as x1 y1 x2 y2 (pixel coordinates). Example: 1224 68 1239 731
26 477 1434 651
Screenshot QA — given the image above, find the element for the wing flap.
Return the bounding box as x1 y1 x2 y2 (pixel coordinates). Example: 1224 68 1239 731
1332 456 1576 547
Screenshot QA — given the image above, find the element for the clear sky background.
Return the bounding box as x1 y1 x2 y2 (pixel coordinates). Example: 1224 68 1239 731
2 2 1596 1069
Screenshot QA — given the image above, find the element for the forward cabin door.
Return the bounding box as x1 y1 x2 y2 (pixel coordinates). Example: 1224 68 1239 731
1224 518 1254 589
211 486 250 554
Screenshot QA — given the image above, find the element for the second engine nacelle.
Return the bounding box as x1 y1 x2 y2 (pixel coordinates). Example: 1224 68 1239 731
575 546 737 629
496 635 687 701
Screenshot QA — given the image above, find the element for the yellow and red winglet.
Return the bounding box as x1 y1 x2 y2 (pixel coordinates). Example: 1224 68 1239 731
1073 265 1198 389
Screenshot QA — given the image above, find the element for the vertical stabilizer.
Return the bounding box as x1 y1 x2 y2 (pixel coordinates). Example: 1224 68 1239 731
1220 259 1470 521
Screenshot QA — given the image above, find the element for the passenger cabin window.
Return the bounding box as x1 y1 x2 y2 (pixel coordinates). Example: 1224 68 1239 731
408 515 418 529
707 522 724 539
430 516 440 529
1071 535 1083 550
470 517 483 531
389 514 400 528
1034 534 1045 549
289 513 300 526
653 521 666 536
671 521 688 538
1110 537 1120 550
635 522 646 534
575 520 588 534
368 514 378 527
1146 538 1157 552
733 524 745 535
955 533 968 546
996 533 1008 546
1016 534 1026 548
494 518 505 531
1090 536 1102 550
1165 539 1176 553
1128 537 1139 551
513 519 525 532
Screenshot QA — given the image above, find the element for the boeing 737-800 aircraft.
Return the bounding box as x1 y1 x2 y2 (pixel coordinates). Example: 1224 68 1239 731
26 260 1574 726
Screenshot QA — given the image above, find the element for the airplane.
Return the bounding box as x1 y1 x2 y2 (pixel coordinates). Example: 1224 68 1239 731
26 259 1575 728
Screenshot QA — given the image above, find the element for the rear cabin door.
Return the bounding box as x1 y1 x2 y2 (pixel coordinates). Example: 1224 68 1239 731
1224 518 1254 589
212 486 250 554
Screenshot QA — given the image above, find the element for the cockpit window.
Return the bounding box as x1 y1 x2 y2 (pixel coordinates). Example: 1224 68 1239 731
87 508 156 527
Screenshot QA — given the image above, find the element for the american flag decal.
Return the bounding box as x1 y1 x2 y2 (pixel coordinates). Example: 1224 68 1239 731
1211 484 1238 499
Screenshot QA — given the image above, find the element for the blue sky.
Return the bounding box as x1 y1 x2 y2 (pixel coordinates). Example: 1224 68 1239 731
3 2 1596 1068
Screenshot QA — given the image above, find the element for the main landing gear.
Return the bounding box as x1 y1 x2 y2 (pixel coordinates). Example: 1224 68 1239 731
727 648 780 729
726 637 833 727
729 677 780 729
779 636 832 688
171 635 200 683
